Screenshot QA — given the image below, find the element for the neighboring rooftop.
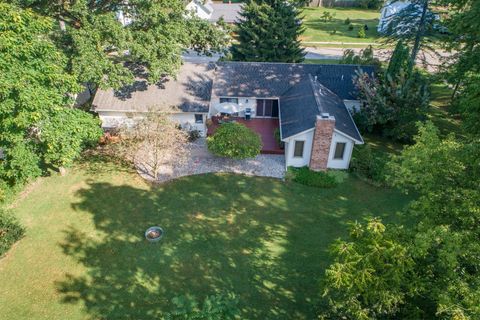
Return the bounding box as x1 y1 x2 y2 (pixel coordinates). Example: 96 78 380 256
92 63 215 113
209 3 243 23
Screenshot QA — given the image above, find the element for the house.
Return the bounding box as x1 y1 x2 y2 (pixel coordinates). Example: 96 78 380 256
92 62 374 171
378 0 412 33
186 0 243 23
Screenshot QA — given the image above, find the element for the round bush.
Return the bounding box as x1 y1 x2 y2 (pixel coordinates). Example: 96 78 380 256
207 122 262 159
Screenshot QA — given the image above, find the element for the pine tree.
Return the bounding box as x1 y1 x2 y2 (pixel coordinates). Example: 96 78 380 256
386 40 411 78
231 0 305 63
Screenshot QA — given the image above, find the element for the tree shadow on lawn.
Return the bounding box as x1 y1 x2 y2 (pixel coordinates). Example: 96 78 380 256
55 174 404 319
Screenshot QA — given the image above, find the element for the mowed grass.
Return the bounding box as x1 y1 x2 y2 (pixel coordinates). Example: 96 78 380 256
302 7 381 44
0 163 409 319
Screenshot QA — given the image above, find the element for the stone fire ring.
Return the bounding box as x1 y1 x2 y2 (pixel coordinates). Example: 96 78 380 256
145 226 164 242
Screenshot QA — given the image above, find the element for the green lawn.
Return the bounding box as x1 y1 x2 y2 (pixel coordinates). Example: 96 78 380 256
302 7 381 44
0 162 410 319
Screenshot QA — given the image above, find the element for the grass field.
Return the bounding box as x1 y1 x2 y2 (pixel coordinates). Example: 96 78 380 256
0 162 409 319
302 7 381 44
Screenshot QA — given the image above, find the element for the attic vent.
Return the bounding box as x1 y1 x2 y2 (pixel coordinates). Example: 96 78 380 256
321 113 330 119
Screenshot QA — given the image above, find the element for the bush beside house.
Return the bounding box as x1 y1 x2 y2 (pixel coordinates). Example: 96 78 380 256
286 166 341 188
207 123 262 159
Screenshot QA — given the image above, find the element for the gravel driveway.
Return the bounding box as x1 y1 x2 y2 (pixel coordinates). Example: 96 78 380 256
137 139 285 183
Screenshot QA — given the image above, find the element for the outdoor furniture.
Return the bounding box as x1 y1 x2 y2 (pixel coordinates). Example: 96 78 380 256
245 108 252 120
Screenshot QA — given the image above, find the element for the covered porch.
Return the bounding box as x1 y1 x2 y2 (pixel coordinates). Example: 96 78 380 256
207 116 284 154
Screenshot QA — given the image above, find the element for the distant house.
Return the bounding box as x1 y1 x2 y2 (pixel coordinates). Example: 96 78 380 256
186 0 243 23
378 0 412 33
92 62 374 171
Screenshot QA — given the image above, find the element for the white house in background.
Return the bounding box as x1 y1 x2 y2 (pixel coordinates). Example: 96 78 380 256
92 62 374 170
378 0 411 33
186 0 243 23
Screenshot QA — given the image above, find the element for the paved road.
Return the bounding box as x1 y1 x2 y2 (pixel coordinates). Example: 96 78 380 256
183 47 450 71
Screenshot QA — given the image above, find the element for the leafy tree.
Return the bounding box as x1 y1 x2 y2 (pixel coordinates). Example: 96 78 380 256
0 3 102 184
13 0 229 88
231 0 305 63
322 218 414 319
440 0 480 136
115 112 190 180
207 123 262 159
323 122 480 319
38 109 103 169
353 69 430 142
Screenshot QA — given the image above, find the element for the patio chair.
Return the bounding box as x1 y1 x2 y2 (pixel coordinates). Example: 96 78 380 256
245 108 252 120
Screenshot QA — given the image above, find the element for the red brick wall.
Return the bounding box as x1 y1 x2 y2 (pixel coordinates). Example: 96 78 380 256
309 115 335 171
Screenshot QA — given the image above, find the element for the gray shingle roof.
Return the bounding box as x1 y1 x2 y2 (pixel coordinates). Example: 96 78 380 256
279 75 363 142
92 62 215 113
212 61 374 100
209 3 243 23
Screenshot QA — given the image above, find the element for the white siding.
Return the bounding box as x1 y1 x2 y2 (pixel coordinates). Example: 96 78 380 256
326 131 355 169
209 98 269 118
284 130 314 168
97 111 207 136
186 1 212 20
343 100 361 113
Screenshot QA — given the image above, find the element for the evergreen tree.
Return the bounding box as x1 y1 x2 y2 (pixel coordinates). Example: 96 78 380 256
231 0 305 63
386 40 411 78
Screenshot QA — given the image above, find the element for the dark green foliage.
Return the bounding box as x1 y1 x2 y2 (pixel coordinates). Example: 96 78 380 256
207 123 262 159
165 293 239 320
323 123 480 319
344 17 351 25
322 218 413 319
354 69 430 142
39 109 103 168
231 0 305 63
273 128 284 149
348 23 354 31
349 145 388 185
0 4 103 185
358 0 385 9
457 75 480 135
13 0 228 88
386 40 411 78
286 166 338 188
0 210 25 258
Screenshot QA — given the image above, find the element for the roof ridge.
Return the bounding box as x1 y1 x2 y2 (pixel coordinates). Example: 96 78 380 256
308 74 324 116
216 61 373 68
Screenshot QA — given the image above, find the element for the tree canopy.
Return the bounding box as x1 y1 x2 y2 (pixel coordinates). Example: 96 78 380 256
12 0 229 89
0 3 102 185
231 0 305 63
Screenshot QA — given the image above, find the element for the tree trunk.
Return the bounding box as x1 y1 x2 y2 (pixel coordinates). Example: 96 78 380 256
410 0 429 69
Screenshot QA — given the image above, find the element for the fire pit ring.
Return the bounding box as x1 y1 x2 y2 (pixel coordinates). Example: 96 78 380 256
145 226 164 242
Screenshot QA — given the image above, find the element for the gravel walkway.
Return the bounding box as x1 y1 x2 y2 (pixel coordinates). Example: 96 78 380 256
137 139 285 183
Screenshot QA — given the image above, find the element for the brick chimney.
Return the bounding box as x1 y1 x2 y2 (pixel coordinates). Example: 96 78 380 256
309 113 335 171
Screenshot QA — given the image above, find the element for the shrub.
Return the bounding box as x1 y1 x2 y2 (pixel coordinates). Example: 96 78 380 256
188 130 201 142
348 23 354 31
0 210 25 258
207 122 262 159
286 166 339 188
166 293 239 320
349 145 389 185
358 27 366 38
344 18 351 25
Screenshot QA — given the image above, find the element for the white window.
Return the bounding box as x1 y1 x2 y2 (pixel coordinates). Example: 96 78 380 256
334 142 346 160
219 97 238 104
293 140 305 158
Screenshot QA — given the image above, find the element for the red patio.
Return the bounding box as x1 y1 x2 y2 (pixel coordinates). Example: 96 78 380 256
207 116 284 154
